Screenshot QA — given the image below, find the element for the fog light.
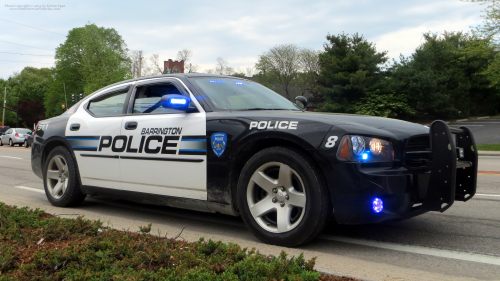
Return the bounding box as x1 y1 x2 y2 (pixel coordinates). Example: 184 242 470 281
372 198 383 213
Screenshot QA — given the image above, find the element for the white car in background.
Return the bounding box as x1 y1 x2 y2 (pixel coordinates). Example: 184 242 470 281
0 128 33 147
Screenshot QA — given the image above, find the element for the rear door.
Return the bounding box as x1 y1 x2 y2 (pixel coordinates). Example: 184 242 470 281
119 78 207 200
65 84 132 190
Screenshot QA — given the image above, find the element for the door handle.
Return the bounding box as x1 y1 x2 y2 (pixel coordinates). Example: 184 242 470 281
70 123 80 131
125 121 138 130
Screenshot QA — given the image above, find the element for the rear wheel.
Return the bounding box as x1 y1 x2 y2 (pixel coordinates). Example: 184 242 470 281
9 139 13 146
237 146 329 247
43 146 86 207
23 140 28 148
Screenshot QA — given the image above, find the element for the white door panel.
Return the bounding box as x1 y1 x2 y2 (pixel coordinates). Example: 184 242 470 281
66 109 123 190
120 112 207 199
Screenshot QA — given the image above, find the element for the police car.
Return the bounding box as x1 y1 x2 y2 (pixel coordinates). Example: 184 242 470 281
31 74 478 246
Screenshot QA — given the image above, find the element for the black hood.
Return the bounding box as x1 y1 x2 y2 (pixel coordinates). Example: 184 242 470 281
216 110 430 141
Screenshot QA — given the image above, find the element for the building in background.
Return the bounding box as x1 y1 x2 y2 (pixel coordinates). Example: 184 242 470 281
163 59 184 74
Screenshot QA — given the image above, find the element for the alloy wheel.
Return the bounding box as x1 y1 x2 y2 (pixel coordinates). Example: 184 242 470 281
246 161 306 233
45 155 69 199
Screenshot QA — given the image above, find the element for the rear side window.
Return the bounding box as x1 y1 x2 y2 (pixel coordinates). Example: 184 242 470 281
88 90 128 117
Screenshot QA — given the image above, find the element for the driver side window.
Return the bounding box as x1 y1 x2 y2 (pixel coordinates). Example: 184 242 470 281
132 82 186 114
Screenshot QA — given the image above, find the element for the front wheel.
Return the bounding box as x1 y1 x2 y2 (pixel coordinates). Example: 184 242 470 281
237 147 329 247
43 146 86 207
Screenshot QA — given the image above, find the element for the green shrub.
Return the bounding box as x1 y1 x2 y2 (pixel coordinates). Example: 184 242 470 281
0 202 326 281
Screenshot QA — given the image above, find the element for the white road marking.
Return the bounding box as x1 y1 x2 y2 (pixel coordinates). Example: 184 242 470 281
0 155 23 159
453 122 500 124
14 186 44 193
475 193 500 197
321 236 500 266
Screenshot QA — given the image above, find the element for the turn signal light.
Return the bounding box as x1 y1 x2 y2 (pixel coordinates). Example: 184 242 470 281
339 137 350 158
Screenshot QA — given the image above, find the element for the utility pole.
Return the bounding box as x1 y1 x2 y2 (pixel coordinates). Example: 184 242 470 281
63 83 68 110
15 100 18 128
2 87 6 125
138 51 143 78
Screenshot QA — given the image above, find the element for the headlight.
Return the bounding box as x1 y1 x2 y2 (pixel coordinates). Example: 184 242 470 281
337 135 394 162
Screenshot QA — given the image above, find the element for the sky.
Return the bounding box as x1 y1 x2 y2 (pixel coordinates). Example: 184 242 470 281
0 0 487 79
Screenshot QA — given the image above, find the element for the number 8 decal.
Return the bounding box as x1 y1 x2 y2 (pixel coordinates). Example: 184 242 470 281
325 136 338 148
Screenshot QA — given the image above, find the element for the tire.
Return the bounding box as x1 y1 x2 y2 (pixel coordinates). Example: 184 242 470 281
0 140 3 146
43 146 86 207
9 139 13 147
237 146 329 247
23 140 28 148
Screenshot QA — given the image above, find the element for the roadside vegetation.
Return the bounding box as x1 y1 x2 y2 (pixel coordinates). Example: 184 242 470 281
477 143 500 151
0 203 356 281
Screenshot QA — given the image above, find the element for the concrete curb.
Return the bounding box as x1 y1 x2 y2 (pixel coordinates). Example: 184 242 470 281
478 150 500 157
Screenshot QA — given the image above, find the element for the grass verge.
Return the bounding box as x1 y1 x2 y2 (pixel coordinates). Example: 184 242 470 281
0 203 357 281
476 143 500 151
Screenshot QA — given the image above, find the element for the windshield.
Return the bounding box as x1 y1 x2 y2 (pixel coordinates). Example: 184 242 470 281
190 77 300 111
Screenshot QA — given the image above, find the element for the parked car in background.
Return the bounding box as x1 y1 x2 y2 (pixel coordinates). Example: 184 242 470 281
0 126 10 136
0 128 33 147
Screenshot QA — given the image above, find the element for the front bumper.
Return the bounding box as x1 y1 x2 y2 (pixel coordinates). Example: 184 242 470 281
331 120 478 224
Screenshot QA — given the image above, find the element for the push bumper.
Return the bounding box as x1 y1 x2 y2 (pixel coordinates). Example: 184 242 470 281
332 120 478 224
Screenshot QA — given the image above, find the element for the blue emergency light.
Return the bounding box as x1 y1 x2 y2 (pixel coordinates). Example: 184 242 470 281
372 198 383 213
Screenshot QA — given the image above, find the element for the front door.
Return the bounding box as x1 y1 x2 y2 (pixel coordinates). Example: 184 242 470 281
119 79 207 200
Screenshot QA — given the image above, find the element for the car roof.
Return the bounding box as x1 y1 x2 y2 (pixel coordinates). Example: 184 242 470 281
88 73 248 96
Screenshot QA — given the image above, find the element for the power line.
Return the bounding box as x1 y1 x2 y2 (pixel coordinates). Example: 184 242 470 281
0 40 53 51
0 51 53 57
0 18 65 36
0 60 53 65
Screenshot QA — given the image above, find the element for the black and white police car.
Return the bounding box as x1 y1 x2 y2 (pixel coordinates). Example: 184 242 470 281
31 74 478 246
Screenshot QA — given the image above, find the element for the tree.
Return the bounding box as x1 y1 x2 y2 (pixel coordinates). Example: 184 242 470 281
385 32 498 118
295 49 321 99
464 0 500 93
130 51 163 77
176 49 193 63
316 33 388 113
7 67 51 126
45 23 131 117
256 44 302 100
215 57 233 75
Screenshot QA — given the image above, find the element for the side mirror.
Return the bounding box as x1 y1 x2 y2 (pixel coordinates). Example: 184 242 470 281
295 96 308 109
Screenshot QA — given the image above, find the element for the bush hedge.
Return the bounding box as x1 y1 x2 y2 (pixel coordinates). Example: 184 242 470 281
0 203 357 281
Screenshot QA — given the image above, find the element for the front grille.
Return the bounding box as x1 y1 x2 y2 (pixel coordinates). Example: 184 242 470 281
405 135 431 168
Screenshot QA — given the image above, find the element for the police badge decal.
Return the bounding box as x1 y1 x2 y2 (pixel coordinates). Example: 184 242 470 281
211 132 227 157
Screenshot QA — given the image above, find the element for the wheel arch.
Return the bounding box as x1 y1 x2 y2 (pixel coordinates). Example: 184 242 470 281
42 137 82 186
229 137 332 214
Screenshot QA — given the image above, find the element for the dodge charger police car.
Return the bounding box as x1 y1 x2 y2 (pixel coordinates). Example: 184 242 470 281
31 74 478 246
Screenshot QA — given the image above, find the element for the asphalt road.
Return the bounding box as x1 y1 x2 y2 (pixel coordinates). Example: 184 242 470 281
1 146 499 281
448 117 500 145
